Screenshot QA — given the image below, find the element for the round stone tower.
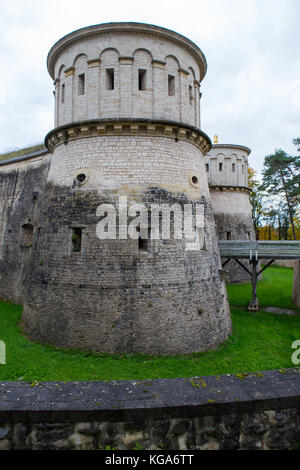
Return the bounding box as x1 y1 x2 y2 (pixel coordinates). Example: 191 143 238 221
205 140 255 282
21 22 231 355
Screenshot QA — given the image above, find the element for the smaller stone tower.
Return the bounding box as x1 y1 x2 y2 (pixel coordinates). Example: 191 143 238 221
205 140 255 282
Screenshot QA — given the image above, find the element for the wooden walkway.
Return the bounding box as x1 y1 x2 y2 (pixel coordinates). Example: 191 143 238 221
218 240 300 311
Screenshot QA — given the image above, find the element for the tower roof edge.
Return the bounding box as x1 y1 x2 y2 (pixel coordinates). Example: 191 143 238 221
47 22 207 81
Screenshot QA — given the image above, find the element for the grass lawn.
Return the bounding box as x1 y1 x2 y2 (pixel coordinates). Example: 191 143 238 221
227 265 297 310
0 266 299 381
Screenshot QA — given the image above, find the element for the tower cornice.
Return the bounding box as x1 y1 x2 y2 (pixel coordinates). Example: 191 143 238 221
209 184 251 193
45 118 212 155
211 144 251 155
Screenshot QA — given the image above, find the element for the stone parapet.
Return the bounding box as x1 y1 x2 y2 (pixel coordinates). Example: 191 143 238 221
0 369 299 449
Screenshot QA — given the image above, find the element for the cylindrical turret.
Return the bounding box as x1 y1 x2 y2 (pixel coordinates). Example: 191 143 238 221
205 143 255 282
48 22 206 129
21 23 231 355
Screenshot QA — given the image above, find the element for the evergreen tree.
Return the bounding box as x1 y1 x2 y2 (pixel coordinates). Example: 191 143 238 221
260 147 299 240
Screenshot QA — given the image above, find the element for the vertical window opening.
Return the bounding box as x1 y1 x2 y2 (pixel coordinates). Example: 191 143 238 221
71 228 82 253
226 231 232 240
205 163 209 172
168 75 175 96
106 69 114 90
20 224 34 247
78 74 85 95
219 163 223 171
138 236 149 252
138 224 151 253
61 83 65 103
232 163 236 172
242 164 245 174
189 85 193 104
138 69 147 90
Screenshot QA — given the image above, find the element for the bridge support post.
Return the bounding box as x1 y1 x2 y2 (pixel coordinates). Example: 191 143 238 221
248 257 259 312
293 260 300 309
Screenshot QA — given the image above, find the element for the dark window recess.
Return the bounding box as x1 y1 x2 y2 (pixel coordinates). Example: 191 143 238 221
226 231 232 240
206 163 209 172
106 69 114 90
20 224 34 247
61 83 65 103
139 226 151 252
71 228 82 253
138 69 147 90
78 74 85 95
168 75 175 96
219 162 223 171
232 163 236 172
189 85 193 104
242 164 245 174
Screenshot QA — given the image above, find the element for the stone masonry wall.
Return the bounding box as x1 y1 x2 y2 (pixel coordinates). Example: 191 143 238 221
47 134 211 194
20 181 231 355
0 370 299 450
205 145 249 189
0 134 231 355
204 144 255 283
0 156 51 303
210 190 255 283
1 409 299 450
51 25 203 128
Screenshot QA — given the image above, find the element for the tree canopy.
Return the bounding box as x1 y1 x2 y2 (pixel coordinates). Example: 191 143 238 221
259 140 300 240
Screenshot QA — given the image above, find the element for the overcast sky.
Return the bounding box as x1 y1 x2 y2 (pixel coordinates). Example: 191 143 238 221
0 0 299 174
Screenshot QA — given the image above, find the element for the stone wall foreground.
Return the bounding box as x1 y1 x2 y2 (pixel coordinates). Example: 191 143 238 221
0 369 300 450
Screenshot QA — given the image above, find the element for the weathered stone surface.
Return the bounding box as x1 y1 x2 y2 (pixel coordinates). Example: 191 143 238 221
205 144 256 283
0 370 299 449
47 23 205 129
0 147 231 355
0 22 234 355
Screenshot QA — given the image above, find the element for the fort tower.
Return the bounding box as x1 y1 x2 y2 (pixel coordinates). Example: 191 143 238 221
205 140 255 282
18 23 232 354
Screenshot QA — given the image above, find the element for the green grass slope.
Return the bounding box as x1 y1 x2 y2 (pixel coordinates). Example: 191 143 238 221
0 266 299 381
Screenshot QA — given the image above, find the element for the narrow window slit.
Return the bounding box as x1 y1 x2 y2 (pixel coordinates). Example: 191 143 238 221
78 74 85 95
72 228 82 253
168 75 175 96
106 69 114 90
138 69 147 90
138 225 151 253
189 85 193 104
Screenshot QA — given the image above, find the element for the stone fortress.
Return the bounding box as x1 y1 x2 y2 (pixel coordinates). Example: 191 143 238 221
0 22 256 355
